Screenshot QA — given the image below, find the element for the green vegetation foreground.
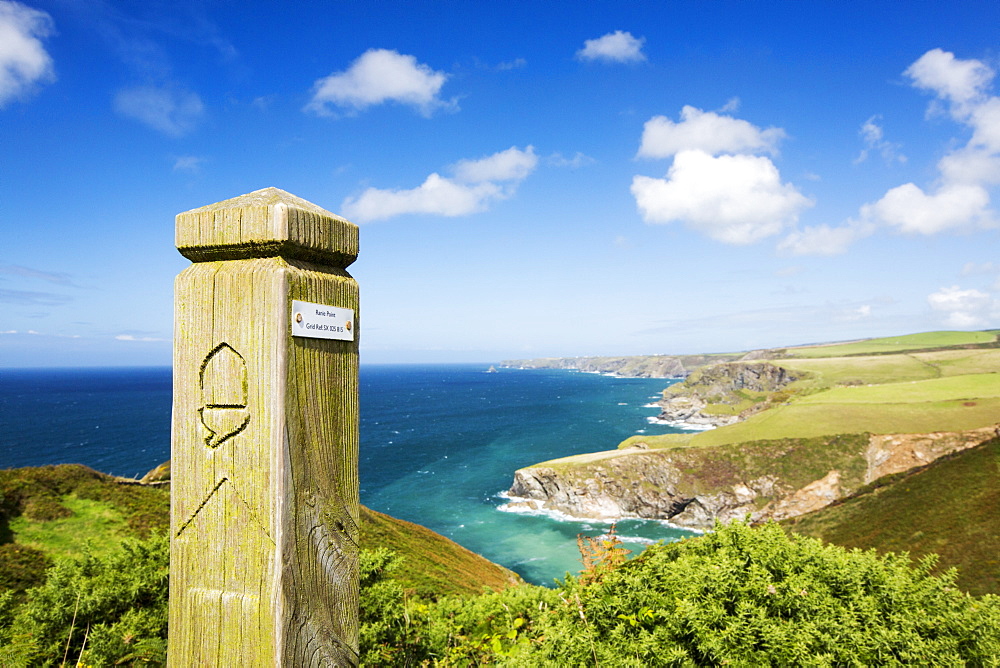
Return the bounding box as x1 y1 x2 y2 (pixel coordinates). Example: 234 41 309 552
2 520 999 666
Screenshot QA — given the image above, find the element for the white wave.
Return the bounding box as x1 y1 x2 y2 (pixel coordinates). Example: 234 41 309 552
607 535 659 546
496 492 617 524
645 416 716 431
495 492 705 534
643 402 661 408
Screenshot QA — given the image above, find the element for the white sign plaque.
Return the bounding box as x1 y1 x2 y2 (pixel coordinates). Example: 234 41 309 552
292 300 355 341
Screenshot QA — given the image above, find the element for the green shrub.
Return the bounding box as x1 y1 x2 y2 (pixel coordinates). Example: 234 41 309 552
408 520 1000 666
360 548 431 666
0 544 51 599
0 533 168 667
5 519 999 666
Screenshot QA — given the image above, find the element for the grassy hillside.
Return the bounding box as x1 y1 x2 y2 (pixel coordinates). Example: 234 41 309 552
360 506 521 597
0 464 169 596
783 330 999 358
628 346 1000 452
775 347 1000 389
0 464 519 600
783 436 1000 596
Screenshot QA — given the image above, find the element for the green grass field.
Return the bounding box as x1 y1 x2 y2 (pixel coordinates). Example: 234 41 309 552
618 433 694 450
784 330 998 358
689 397 1000 448
777 354 942 388
679 372 1000 448
7 495 129 559
793 372 1000 404
618 359 1000 451
777 348 1000 390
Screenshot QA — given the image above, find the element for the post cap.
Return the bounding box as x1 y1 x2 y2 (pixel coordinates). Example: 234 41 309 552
176 187 358 267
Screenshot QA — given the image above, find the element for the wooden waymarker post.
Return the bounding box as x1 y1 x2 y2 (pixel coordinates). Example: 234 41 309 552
169 188 360 666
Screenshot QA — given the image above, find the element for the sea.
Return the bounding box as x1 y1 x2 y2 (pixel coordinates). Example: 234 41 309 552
0 364 697 585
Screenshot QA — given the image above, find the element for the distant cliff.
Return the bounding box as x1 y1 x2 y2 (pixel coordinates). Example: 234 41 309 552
654 361 801 429
501 353 745 378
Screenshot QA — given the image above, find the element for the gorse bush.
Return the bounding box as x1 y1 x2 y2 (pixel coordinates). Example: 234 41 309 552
391 521 1000 666
360 547 432 666
3 520 998 666
0 533 168 667
511 521 1000 666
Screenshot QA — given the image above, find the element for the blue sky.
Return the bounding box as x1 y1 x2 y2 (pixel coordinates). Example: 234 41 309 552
3 1 1000 366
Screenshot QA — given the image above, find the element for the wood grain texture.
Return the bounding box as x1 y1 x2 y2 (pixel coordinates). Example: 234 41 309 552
170 190 359 666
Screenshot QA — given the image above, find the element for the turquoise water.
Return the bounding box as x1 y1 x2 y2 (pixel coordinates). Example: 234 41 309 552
0 364 697 585
360 364 696 584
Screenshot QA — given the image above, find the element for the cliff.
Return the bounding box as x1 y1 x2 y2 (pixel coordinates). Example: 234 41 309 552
653 361 801 429
504 427 998 530
500 353 743 378
782 435 1000 596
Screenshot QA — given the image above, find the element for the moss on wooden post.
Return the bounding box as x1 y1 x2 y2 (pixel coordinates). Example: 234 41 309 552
169 188 359 666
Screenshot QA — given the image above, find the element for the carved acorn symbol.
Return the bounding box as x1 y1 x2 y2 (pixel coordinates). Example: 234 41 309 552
198 343 250 448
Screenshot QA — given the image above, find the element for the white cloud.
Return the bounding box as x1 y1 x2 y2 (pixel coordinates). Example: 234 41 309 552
937 147 1000 185
810 49 1000 255
719 97 741 113
576 30 646 64
778 220 876 256
452 145 537 182
0 0 55 108
962 261 998 275
306 48 452 117
927 285 996 328
494 58 526 71
547 151 596 169
0 287 71 305
115 334 168 342
114 85 204 136
864 182 992 234
173 155 205 172
0 264 72 285
835 304 873 322
341 146 538 223
905 48 993 107
631 149 812 244
637 106 785 159
969 96 1000 151
342 174 500 222
854 115 905 165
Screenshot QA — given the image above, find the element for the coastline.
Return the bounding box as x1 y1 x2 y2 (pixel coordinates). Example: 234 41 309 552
495 490 703 535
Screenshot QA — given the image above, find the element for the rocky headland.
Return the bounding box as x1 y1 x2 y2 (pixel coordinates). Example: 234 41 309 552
503 426 999 530
652 361 801 430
